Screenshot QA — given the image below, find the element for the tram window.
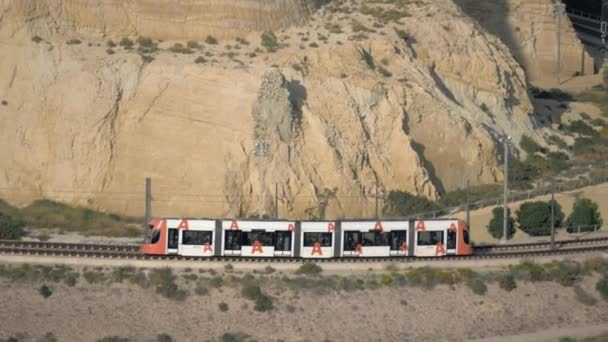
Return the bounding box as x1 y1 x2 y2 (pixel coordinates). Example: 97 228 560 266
417 231 444 246
303 233 333 247
224 231 242 250
463 228 470 244
150 229 161 244
362 231 388 246
242 230 274 246
182 231 212 245
389 231 407 250
344 231 360 251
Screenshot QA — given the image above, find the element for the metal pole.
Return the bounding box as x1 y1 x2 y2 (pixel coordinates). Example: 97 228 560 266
554 3 566 85
502 136 511 243
375 185 379 219
466 179 471 230
550 186 555 250
144 177 151 243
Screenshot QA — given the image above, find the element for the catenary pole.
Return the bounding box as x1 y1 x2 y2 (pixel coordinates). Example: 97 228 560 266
550 186 556 250
502 136 511 243
144 177 151 243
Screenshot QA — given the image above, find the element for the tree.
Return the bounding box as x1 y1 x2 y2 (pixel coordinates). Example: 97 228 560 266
566 198 603 233
487 207 515 240
0 212 25 240
516 201 565 236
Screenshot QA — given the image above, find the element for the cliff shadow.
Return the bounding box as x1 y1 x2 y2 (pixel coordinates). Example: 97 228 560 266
288 80 307 130
410 141 446 196
453 0 526 75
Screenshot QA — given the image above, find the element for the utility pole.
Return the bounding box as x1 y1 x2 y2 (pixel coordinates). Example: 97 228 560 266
550 186 556 250
254 140 270 218
465 179 471 231
554 3 566 85
500 136 512 243
144 177 151 243
602 0 608 45
275 183 279 219
368 182 385 219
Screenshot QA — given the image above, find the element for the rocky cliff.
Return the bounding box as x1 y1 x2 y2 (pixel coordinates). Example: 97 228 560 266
0 0 324 40
0 0 591 218
455 0 596 86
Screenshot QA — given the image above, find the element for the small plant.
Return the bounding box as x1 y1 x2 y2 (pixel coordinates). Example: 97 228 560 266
224 264 234 272
168 43 193 54
39 284 52 298
1 100 7 106
467 278 487 295
261 32 279 52
32 36 43 43
498 274 517 291
205 36 218 45
296 263 322 275
187 40 202 49
241 285 273 311
157 334 173 342
219 302 229 312
0 212 25 240
106 48 115 55
236 37 250 45
194 284 209 296
119 37 134 49
596 276 608 301
40 332 58 342
194 56 207 64
264 266 276 274
381 274 393 285
574 286 597 306
107 40 116 48
309 42 319 48
395 28 409 41
150 268 187 300
66 39 82 45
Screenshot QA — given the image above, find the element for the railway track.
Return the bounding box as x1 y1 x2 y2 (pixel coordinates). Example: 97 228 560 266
0 237 607 263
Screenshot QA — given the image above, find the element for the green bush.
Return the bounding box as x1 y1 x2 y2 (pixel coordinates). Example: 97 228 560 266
168 43 193 54
119 37 134 49
194 56 207 64
498 274 517 291
241 285 273 311
520 135 544 154
466 278 487 295
19 199 140 238
157 334 173 342
596 276 608 301
205 36 218 45
0 212 25 240
39 284 52 298
566 198 603 232
296 263 322 275
568 120 598 137
574 286 597 306
219 302 229 312
487 207 515 240
97 337 131 342
384 191 442 217
516 200 564 236
261 32 279 52
150 268 187 300
66 39 82 45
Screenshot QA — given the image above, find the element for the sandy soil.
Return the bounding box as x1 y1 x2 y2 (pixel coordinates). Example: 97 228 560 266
1 260 608 341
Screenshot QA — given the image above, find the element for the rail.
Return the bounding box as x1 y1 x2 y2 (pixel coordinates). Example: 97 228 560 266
0 237 607 263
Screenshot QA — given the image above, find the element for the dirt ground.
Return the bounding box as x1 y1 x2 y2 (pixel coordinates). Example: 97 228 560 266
1 260 608 342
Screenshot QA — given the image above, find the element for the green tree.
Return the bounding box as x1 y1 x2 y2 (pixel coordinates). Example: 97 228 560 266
566 198 603 233
516 201 565 236
0 212 25 240
487 207 515 240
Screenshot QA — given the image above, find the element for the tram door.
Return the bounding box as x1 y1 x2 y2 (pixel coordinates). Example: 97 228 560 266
274 231 292 257
167 228 179 255
447 228 457 255
224 230 242 256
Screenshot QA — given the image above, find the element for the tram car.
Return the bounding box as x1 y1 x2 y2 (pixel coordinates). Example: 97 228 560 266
141 218 473 258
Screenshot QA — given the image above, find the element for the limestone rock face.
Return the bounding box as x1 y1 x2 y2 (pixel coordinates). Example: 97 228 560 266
455 0 596 85
0 0 581 218
0 0 323 40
